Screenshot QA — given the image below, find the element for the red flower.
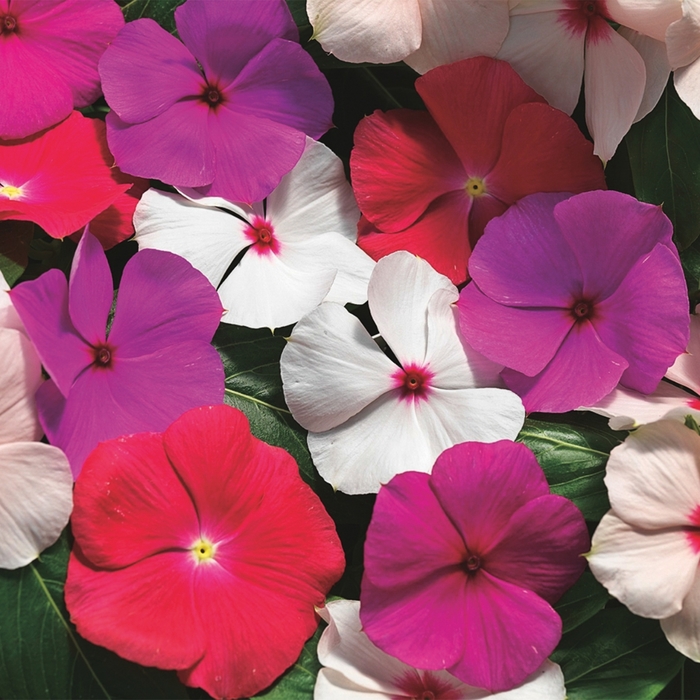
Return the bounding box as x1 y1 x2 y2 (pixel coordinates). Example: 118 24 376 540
65 405 345 699
351 56 606 285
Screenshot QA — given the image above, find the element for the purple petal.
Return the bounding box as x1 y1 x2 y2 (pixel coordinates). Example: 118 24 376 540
68 230 112 347
175 0 298 84
467 193 582 307
105 105 215 187
429 441 550 555
108 249 223 357
449 572 562 692
594 243 690 394
487 495 588 605
554 190 675 300
225 38 333 138
99 18 203 124
458 284 573 377
502 321 628 413
10 270 91 397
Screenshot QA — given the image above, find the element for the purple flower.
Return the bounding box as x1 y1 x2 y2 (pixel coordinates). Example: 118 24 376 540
10 231 224 477
458 190 690 413
360 440 589 692
98 0 334 204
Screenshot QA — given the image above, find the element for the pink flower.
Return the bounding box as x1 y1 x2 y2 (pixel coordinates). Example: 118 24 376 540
360 440 588 692
65 404 345 699
458 190 689 413
99 0 333 203
0 0 123 140
10 230 225 477
351 57 605 285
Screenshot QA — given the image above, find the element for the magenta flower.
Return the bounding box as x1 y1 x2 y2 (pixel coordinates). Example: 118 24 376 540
99 0 333 204
10 230 225 477
0 0 124 140
458 190 690 413
360 440 588 692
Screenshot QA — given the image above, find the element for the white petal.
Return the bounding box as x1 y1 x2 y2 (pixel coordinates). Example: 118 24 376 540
0 442 72 569
675 58 700 122
281 303 396 433
321 237 375 306
0 329 43 444
605 0 682 41
618 28 671 122
217 237 338 328
369 252 454 367
661 567 700 661
267 138 360 243
496 9 585 114
669 314 700 394
582 381 697 430
133 189 250 287
667 1 700 69
493 661 566 700
308 392 434 494
308 0 422 64
584 25 646 161
589 511 699 618
175 187 260 221
404 0 510 74
315 669 392 699
605 420 700 528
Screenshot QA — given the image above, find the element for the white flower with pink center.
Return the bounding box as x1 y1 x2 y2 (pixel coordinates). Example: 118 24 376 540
280 251 525 495
133 138 374 329
314 599 567 699
588 420 700 661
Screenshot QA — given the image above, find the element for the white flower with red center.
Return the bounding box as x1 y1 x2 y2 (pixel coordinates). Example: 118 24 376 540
588 420 700 661
497 0 671 161
280 251 525 495
134 138 374 329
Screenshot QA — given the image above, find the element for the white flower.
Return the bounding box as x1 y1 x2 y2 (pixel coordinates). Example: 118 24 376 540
134 138 374 329
588 420 700 660
280 252 525 495
315 599 567 699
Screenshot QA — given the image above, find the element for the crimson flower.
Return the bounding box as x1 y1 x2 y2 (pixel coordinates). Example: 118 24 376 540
351 56 606 284
65 405 345 699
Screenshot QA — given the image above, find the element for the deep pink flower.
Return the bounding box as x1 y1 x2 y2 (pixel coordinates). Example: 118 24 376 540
99 0 333 203
65 404 345 699
351 56 606 285
0 0 124 140
458 190 690 413
10 230 225 477
360 440 588 692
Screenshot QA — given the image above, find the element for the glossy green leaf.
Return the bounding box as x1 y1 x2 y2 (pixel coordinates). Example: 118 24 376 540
117 0 185 33
0 530 188 700
553 607 684 699
555 571 609 633
626 79 700 250
517 415 624 521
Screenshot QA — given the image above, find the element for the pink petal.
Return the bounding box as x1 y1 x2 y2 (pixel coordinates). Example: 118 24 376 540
71 432 199 569
350 109 465 233
605 0 681 42
661 568 700 661
666 3 700 70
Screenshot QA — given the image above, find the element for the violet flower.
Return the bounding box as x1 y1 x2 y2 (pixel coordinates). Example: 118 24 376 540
99 0 333 204
10 231 224 477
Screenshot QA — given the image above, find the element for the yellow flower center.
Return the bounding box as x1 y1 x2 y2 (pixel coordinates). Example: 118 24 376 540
465 177 486 197
192 538 215 563
0 185 22 199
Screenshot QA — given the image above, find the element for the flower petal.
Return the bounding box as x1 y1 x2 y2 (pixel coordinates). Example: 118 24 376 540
661 568 700 661
0 442 72 569
605 0 681 42
666 313 700 394
666 3 700 69
588 512 699 618
674 58 700 121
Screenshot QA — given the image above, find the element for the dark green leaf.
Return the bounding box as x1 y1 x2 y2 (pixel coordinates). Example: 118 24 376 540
0 220 33 285
0 530 188 699
555 571 609 633
626 79 700 250
553 606 684 699
116 0 185 33
517 415 624 520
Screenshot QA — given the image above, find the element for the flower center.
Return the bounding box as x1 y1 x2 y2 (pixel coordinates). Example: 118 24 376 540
192 538 216 563
200 83 224 108
392 363 434 402
1 14 17 33
91 344 114 369
573 301 590 318
0 185 22 199
465 176 486 197
244 217 280 256
570 298 596 323
463 553 482 573
583 1 596 15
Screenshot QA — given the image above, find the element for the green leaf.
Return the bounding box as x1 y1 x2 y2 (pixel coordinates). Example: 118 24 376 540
116 0 185 33
626 79 700 250
555 571 609 633
553 606 684 699
0 530 188 699
0 221 33 285
517 415 624 520
252 623 324 699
